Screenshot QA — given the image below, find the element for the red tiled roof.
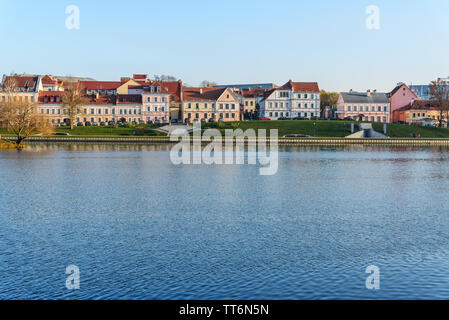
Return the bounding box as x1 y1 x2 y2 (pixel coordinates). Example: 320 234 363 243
278 80 320 93
116 94 142 104
38 91 65 104
133 74 148 80
79 81 122 90
182 87 228 101
396 100 437 111
85 95 116 105
240 88 268 98
3 75 39 91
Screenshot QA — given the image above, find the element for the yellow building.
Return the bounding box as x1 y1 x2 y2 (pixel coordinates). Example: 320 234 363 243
182 87 240 123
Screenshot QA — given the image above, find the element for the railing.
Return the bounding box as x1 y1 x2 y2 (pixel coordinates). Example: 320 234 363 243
4 136 449 145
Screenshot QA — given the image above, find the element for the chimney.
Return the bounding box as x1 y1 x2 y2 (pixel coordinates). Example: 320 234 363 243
200 88 203 94
178 80 183 101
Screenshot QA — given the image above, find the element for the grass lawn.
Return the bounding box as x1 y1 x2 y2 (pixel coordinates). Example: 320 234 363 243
2 121 449 138
54 125 166 137
203 120 449 138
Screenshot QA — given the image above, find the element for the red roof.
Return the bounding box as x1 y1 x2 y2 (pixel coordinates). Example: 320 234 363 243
3 75 39 91
278 80 320 93
85 95 116 105
38 91 65 104
79 81 122 90
133 74 148 80
116 94 142 104
182 87 231 101
396 100 438 111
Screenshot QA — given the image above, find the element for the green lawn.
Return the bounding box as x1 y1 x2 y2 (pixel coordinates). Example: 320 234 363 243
203 120 449 138
2 121 449 138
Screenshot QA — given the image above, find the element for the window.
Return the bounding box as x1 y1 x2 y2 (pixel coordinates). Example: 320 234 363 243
348 106 351 111
378 106 381 112
279 91 289 98
231 104 235 109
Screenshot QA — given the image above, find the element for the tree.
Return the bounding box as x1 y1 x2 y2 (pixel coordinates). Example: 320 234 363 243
200 80 217 88
62 79 87 129
320 90 339 118
429 79 449 127
0 78 51 146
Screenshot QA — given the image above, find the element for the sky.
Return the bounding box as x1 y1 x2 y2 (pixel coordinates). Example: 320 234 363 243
1 0 448 92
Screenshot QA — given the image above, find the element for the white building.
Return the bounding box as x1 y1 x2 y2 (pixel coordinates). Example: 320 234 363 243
260 80 320 119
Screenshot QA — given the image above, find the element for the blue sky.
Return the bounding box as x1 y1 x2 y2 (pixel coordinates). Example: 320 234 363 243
1 0 448 91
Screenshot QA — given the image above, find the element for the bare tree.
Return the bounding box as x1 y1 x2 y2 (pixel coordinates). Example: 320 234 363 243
153 74 177 81
429 79 449 127
62 78 87 129
0 78 51 146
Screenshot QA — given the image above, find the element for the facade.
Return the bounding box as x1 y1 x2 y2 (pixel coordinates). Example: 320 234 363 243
82 95 117 124
392 100 445 126
116 94 143 123
337 90 390 123
388 83 418 117
259 80 320 119
142 82 170 123
409 77 449 100
181 87 240 123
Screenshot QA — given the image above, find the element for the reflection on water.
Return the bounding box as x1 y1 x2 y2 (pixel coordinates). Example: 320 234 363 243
1 144 449 300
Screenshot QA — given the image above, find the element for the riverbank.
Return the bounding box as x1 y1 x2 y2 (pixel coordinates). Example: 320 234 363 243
0 139 20 149
4 136 449 145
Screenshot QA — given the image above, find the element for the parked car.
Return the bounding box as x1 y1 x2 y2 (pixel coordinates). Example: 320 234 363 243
107 121 115 126
259 117 271 121
310 116 319 120
76 122 84 126
131 121 137 125
53 132 70 136
91 122 98 126
84 121 92 126
146 120 153 124
293 116 305 120
278 117 288 120
201 119 206 123
100 122 105 126
208 118 215 123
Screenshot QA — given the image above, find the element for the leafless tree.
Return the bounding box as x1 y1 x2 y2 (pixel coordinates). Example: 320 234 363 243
62 78 87 129
0 78 52 146
429 79 449 127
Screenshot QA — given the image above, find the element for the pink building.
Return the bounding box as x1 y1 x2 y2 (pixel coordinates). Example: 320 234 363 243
388 83 418 121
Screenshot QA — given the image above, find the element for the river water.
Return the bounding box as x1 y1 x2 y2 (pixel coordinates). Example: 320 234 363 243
1 143 449 299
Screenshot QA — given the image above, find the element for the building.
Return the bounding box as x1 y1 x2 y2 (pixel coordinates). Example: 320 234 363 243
388 83 418 119
80 80 122 96
239 88 266 119
116 94 143 123
0 74 41 104
392 100 445 126
409 77 449 100
141 81 171 123
259 80 320 119
337 90 390 122
182 87 240 123
82 95 117 124
37 91 65 124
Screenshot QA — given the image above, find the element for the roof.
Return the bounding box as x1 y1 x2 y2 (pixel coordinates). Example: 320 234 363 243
240 88 268 98
217 83 276 90
116 94 142 104
79 81 122 90
278 80 320 93
38 91 65 104
182 87 230 101
395 100 437 111
389 83 418 98
85 95 116 105
339 91 390 104
2 75 39 91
